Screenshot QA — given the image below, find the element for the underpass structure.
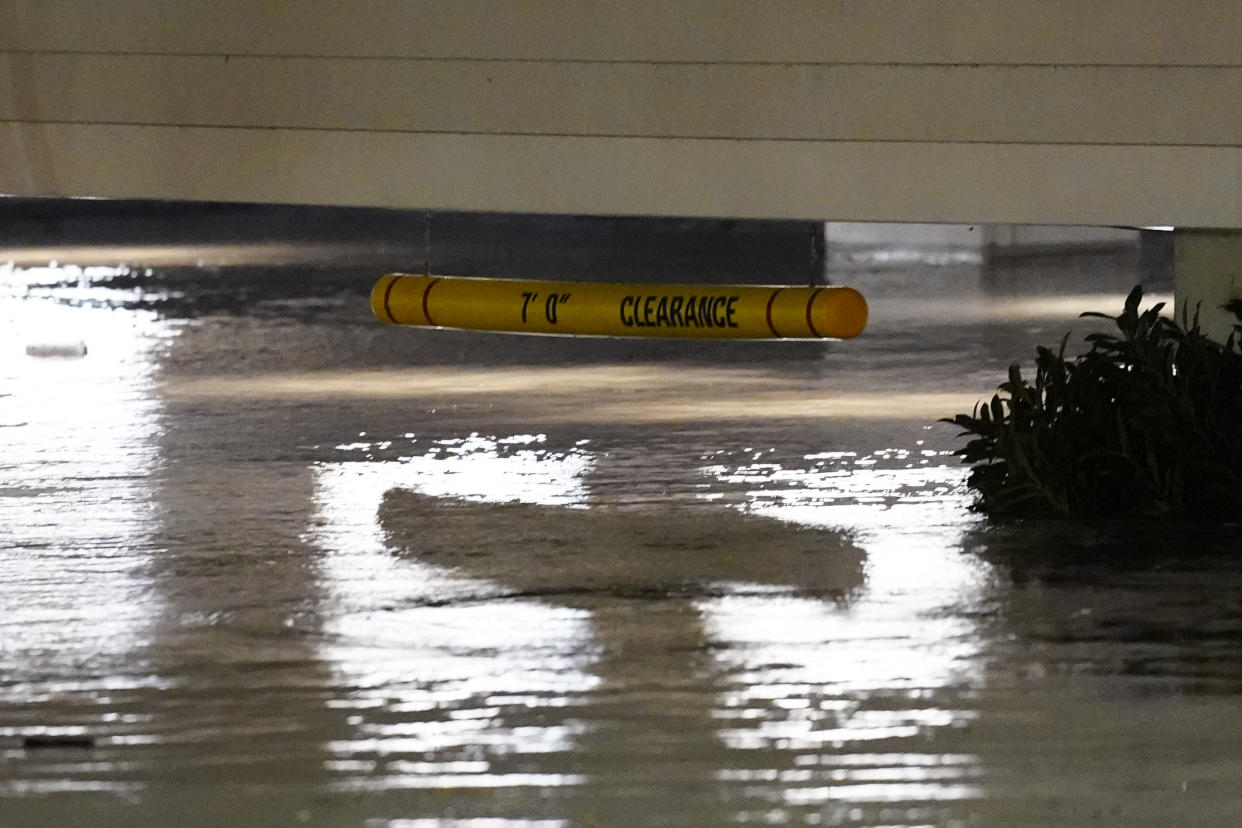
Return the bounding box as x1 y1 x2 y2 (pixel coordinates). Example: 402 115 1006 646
2 1 1240 330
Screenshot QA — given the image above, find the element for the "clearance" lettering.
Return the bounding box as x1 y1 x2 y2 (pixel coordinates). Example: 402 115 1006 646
619 295 740 329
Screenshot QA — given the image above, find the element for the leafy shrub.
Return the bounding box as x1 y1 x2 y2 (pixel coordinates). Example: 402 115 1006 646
943 286 1242 518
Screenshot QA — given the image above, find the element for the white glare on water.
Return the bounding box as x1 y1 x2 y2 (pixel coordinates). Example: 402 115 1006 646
0 287 170 774
310 436 599 792
699 452 991 807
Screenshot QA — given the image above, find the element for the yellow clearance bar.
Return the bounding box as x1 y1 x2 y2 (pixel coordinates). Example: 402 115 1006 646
371 274 868 340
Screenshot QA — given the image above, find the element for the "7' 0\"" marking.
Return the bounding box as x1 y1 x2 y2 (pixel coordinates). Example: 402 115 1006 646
521 291 571 324
520 291 539 323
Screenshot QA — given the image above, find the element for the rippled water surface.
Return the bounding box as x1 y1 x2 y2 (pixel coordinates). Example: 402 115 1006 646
3 261 1241 826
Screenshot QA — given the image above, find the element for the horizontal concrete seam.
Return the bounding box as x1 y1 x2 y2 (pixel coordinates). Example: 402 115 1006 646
3 49 1242 69
2 119 1241 150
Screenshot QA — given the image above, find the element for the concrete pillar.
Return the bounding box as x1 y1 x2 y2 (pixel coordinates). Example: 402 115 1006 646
1138 228 1174 287
1174 229 1242 341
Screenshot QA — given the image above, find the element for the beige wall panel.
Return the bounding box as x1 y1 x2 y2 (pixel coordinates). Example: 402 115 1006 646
2 124 1240 227
5 2 1241 223
3 54 1242 146
5 1 1242 65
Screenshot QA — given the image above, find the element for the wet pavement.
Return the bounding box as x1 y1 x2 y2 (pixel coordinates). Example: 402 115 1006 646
3 255 1242 826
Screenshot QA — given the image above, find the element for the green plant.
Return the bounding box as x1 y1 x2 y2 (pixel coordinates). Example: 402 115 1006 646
943 286 1242 518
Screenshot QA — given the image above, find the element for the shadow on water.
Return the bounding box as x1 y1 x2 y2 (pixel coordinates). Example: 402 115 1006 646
964 519 1242 689
966 518 1242 576
377 492 865 605
956 518 1242 826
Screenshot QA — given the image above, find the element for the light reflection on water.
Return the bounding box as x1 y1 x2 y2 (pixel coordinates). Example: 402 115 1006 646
0 295 170 798
696 450 991 815
0 300 167 673
305 429 992 820
310 436 599 796
7 262 1242 825
367 821 568 828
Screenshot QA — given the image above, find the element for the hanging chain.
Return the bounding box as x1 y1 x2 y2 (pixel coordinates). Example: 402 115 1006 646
423 210 432 276
810 223 816 287
810 222 825 287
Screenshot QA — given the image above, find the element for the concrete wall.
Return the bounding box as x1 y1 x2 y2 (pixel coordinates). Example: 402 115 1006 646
827 224 982 251
826 223 1138 260
3 2 1242 225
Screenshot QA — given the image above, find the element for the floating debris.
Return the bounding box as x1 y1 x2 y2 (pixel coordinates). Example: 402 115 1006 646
22 734 96 750
25 341 87 358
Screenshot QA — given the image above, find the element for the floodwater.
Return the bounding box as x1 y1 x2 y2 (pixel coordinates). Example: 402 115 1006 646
2 253 1241 827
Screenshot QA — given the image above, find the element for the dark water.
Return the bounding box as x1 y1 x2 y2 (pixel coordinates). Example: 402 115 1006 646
3 256 1241 826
